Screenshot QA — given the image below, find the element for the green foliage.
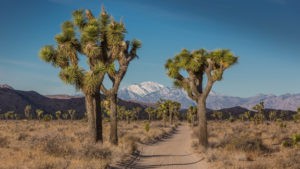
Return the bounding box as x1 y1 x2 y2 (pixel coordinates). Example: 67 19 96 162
282 134 300 148
243 111 251 121
35 109 44 120
156 100 181 126
145 107 156 121
117 106 126 121
43 114 53 121
55 111 62 120
144 121 150 133
4 111 15 120
39 6 141 97
252 101 265 124
269 111 277 121
165 48 238 101
187 106 197 125
292 110 300 122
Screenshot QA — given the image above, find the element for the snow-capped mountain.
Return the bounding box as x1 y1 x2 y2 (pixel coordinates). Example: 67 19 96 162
118 81 300 111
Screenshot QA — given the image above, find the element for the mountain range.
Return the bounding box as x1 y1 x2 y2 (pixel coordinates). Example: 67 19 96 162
0 85 146 117
118 81 300 111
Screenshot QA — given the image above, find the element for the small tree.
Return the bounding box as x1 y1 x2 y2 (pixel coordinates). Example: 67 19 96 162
68 109 77 120
62 112 69 120
165 48 238 148
253 101 265 124
187 106 197 126
269 111 277 121
145 107 156 121
117 106 126 121
24 105 32 120
124 110 133 124
35 109 44 120
243 111 251 121
5 111 15 120
55 111 62 120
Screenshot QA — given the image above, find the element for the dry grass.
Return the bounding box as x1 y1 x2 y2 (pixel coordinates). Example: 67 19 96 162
0 120 174 169
191 121 300 169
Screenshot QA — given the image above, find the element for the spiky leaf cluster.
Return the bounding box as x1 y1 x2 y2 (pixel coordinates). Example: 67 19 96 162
165 48 238 99
39 7 141 95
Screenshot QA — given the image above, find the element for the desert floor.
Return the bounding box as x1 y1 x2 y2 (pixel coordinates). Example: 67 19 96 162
0 120 299 169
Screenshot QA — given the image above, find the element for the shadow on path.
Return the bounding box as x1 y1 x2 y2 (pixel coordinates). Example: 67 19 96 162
131 157 205 169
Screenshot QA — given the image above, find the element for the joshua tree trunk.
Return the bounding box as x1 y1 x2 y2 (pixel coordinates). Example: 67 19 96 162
198 97 208 149
163 113 167 127
85 92 102 143
170 111 173 125
109 93 118 145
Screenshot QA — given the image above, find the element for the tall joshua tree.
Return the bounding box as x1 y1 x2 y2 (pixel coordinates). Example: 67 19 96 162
100 20 141 145
39 7 119 143
165 49 238 149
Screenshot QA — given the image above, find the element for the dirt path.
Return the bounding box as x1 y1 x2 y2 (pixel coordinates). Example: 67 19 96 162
128 124 208 169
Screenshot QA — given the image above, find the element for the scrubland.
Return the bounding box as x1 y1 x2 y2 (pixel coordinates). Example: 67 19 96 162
0 120 175 169
192 121 300 169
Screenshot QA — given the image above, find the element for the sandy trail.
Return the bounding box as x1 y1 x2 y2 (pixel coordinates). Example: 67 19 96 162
128 124 208 169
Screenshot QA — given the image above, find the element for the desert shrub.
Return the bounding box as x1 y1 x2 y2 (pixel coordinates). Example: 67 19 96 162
42 135 74 156
82 144 112 160
247 163 268 169
275 150 300 169
17 133 29 141
0 135 9 148
223 136 269 153
4 111 15 119
120 135 139 154
144 121 150 132
281 134 300 148
43 114 53 121
269 111 277 121
291 134 300 145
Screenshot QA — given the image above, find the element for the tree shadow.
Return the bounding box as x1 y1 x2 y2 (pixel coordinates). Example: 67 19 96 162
132 157 205 169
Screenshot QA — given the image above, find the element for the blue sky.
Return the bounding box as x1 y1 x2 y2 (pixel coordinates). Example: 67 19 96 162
0 0 299 97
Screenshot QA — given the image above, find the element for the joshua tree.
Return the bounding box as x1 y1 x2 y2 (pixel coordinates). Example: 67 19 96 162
269 111 277 121
124 110 133 124
157 100 169 127
145 107 156 121
133 107 142 121
55 110 62 120
68 109 77 120
253 101 265 124
165 48 238 149
243 111 251 121
35 109 44 120
117 106 126 121
39 7 129 143
169 101 181 124
100 30 141 145
24 105 32 120
187 106 197 125
62 112 69 120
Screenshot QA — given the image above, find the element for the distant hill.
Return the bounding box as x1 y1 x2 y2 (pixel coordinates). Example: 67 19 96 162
0 85 146 118
0 84 297 120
